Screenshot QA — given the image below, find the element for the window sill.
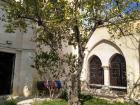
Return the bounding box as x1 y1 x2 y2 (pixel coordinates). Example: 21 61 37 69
88 84 104 89
89 84 127 90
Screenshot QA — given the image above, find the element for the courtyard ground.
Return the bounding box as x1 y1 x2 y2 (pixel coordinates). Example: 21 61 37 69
0 95 139 105
17 96 136 105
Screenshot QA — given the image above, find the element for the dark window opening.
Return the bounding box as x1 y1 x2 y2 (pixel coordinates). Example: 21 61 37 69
89 55 104 85
109 53 127 87
0 52 15 95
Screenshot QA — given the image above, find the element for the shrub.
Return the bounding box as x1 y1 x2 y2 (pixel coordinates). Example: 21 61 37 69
32 99 67 105
4 99 17 105
59 90 68 101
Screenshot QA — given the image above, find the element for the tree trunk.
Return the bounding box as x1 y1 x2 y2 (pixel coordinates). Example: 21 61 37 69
67 74 81 105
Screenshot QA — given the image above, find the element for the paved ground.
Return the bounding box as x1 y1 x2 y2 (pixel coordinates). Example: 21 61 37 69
0 95 50 105
17 98 51 105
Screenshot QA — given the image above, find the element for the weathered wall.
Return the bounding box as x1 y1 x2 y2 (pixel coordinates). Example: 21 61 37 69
0 2 36 95
81 27 140 98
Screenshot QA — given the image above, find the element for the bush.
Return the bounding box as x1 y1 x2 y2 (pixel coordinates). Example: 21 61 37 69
32 99 67 105
4 99 17 105
32 98 135 105
59 90 68 101
32 94 136 105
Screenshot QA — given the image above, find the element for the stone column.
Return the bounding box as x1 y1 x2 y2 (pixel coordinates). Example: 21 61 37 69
102 66 110 87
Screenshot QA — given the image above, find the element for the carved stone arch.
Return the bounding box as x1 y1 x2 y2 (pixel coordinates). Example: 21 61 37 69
88 39 124 55
109 53 127 87
89 55 104 84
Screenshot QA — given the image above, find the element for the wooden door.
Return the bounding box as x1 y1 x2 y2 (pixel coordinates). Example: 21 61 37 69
89 55 104 84
109 54 127 87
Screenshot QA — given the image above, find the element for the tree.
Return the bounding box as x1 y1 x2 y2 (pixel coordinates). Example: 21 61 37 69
0 0 140 105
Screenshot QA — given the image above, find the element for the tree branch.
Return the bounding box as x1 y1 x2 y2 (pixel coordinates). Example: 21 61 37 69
108 22 125 36
18 15 38 22
0 0 13 5
87 22 98 41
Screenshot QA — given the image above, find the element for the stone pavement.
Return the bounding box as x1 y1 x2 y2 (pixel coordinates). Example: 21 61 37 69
17 98 51 105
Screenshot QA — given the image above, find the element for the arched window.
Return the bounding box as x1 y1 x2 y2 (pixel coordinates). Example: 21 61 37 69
109 54 127 87
89 55 104 84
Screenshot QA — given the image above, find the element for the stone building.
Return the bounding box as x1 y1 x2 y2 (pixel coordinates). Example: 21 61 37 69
0 1 36 96
0 1 140 100
81 25 140 99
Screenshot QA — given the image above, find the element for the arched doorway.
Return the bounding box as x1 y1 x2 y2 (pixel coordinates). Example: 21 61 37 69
89 55 104 84
109 53 127 87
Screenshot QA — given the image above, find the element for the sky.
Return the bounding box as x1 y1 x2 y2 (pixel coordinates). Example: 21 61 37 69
105 1 140 14
124 2 140 13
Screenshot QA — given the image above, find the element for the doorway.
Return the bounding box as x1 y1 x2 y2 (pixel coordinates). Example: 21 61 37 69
0 52 15 95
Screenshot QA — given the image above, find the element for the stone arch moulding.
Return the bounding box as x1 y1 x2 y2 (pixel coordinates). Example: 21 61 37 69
88 39 124 55
86 39 124 67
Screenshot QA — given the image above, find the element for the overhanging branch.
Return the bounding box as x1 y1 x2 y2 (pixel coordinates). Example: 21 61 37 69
0 0 13 5
87 22 98 41
18 15 38 22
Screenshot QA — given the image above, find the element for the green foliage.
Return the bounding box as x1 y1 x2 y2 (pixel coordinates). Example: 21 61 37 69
83 97 109 105
32 99 67 105
1 0 140 104
32 97 135 105
59 90 68 101
2 0 140 71
136 23 140 33
79 94 93 104
3 99 17 105
32 50 65 80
